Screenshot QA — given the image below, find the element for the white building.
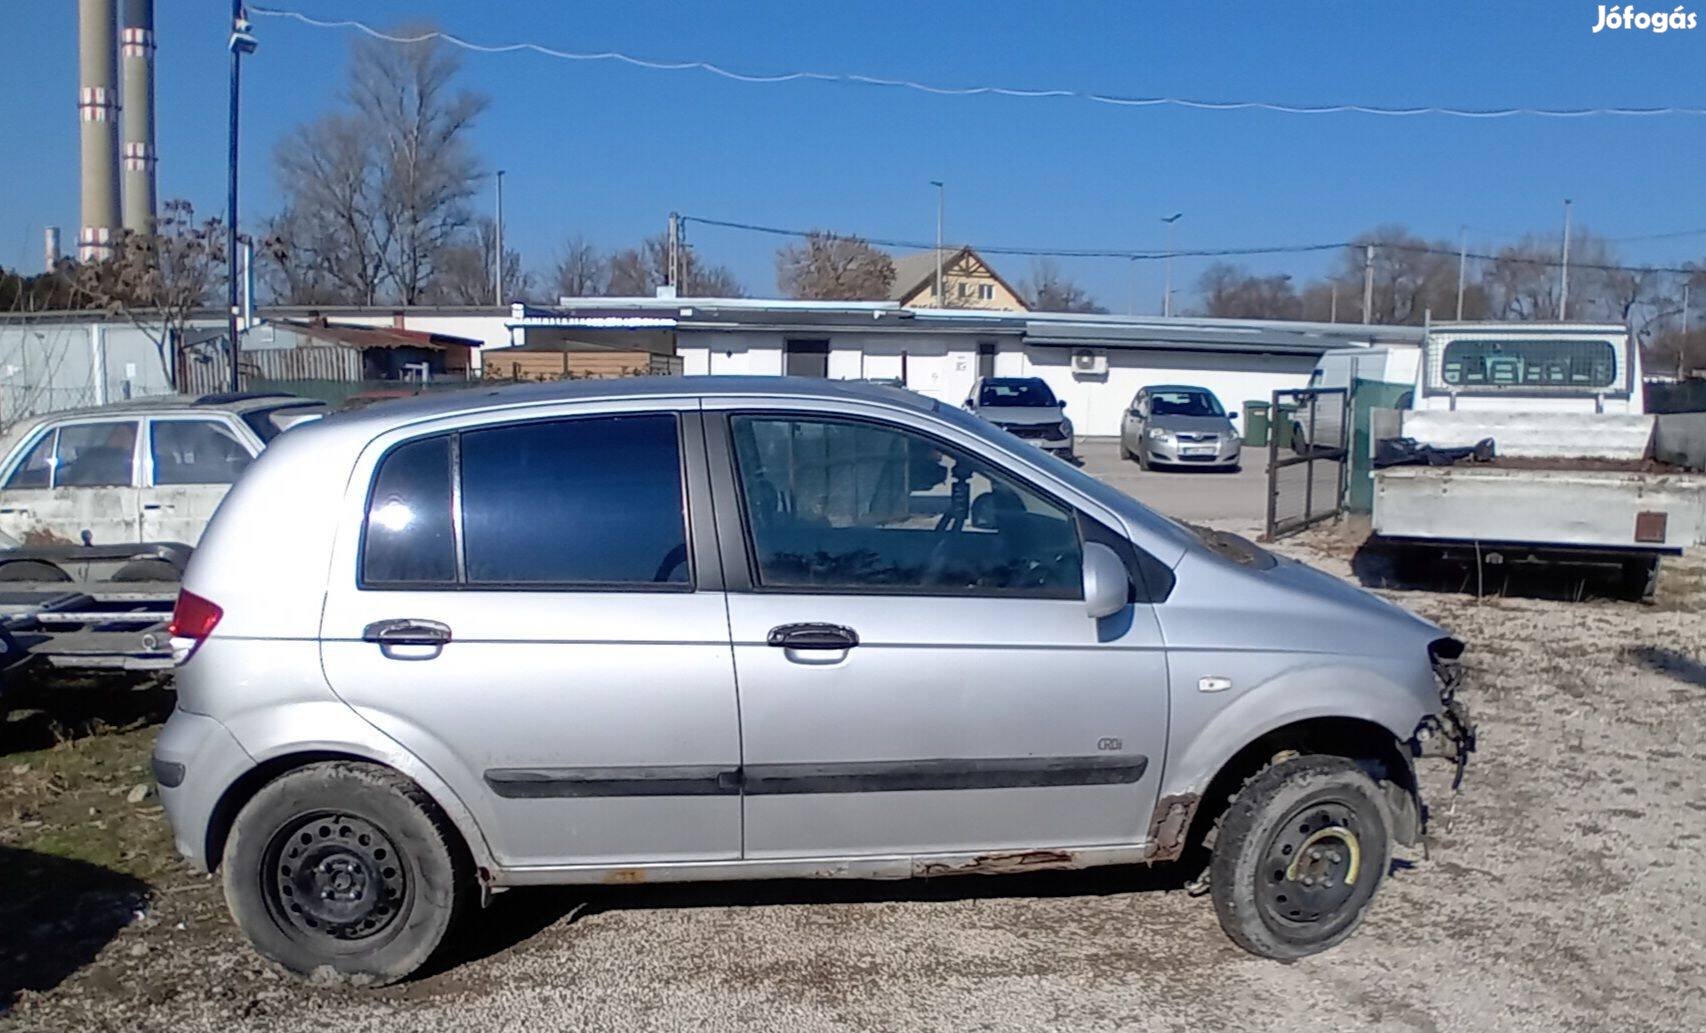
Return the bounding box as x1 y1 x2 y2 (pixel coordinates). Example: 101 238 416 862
508 298 1421 437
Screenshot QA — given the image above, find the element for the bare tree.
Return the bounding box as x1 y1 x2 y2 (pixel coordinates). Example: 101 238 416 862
64 199 224 385
1019 258 1107 313
554 236 608 298
607 234 743 297
266 29 486 305
1195 262 1300 319
426 218 528 305
776 231 895 300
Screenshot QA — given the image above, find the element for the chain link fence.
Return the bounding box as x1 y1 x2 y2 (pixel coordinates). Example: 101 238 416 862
1265 387 1350 539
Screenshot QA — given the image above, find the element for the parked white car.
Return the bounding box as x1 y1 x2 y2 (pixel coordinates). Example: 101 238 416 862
0 393 326 548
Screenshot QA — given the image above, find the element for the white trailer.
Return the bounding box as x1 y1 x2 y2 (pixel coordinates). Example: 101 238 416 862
1370 323 1706 598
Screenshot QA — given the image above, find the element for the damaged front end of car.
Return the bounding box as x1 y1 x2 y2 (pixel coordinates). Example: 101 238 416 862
1412 636 1477 789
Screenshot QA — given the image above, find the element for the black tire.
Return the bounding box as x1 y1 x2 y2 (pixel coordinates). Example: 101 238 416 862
221 761 469 985
1136 449 1152 471
0 560 72 582
111 558 181 582
1209 755 1390 960
1118 439 1133 462
1620 556 1660 603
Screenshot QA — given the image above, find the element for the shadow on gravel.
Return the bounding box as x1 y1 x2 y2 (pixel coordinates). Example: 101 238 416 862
437 862 1193 974
1350 538 1645 603
0 846 150 1013
0 677 173 756
1627 645 1706 687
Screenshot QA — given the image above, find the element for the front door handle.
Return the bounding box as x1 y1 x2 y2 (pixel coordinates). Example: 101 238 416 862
363 618 452 660
767 622 859 650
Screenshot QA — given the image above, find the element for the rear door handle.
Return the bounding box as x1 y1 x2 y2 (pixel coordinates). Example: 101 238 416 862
142 502 171 511
767 623 859 650
363 618 452 660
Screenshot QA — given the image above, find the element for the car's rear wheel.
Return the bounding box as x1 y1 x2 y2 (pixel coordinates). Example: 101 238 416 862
1209 755 1390 960
222 761 469 984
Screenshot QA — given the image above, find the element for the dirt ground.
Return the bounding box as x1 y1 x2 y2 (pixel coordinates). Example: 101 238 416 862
3 524 1705 1032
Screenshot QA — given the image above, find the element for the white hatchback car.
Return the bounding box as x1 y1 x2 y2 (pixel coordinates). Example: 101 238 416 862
0 392 326 548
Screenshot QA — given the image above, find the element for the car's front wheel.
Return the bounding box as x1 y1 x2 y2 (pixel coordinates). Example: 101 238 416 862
1208 755 1390 960
221 761 470 984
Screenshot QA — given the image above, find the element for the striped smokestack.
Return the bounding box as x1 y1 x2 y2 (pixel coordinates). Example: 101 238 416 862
120 0 157 235
77 0 121 261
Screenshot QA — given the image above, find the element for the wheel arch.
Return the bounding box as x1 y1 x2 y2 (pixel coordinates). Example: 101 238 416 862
203 748 496 884
1153 713 1422 863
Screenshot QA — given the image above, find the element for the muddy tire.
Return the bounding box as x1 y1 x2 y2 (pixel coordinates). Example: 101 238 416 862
1209 755 1390 961
221 761 469 985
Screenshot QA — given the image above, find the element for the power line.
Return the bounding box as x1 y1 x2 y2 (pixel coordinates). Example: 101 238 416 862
247 5 1706 121
685 216 1704 275
684 216 1350 261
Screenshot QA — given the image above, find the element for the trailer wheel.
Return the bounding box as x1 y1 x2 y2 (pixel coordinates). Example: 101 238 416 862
1620 556 1660 603
0 560 72 582
111 558 182 582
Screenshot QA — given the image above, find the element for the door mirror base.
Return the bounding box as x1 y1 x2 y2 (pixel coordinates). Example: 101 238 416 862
1082 542 1130 620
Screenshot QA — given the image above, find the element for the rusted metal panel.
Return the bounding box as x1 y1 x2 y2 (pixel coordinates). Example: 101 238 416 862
914 849 1076 877
1144 793 1200 862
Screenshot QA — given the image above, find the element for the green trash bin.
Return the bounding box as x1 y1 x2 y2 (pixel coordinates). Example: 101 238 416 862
1241 401 1271 448
1274 401 1302 451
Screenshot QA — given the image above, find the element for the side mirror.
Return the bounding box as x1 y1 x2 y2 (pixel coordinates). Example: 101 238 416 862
1229 411 1239 420
1082 542 1129 620
1059 400 1068 410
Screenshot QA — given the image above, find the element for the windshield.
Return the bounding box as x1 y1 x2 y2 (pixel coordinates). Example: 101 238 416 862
1149 389 1225 417
978 379 1057 408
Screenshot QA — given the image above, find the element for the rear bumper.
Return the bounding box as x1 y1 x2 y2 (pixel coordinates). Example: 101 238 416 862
153 707 256 871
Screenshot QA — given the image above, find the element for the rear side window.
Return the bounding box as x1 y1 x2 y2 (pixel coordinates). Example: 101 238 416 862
362 436 456 586
359 414 689 590
150 420 254 485
460 415 688 586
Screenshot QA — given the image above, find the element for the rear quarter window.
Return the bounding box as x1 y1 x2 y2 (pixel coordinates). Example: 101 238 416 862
361 435 457 586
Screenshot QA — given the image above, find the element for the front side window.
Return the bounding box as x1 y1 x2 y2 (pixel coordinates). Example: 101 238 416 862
460 414 688 586
731 415 1082 597
4 429 57 489
54 421 138 487
151 420 254 485
1440 339 1618 390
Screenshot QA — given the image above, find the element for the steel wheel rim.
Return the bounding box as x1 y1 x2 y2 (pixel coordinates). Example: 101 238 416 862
1256 799 1364 928
262 811 409 946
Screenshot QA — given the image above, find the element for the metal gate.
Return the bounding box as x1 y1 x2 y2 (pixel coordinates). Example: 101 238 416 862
1265 387 1350 539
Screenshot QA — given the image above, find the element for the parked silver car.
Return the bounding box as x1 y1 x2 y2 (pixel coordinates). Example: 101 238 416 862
963 376 1074 459
0 392 327 547
154 377 1472 983
1120 384 1242 471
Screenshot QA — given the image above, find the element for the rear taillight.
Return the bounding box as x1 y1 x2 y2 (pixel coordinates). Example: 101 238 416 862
168 590 223 663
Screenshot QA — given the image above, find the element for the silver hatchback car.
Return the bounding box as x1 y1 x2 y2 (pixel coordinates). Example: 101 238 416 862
154 377 1472 983
1120 385 1242 471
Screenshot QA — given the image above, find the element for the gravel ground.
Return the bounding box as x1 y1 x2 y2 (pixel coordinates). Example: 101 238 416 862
5 520 1705 1030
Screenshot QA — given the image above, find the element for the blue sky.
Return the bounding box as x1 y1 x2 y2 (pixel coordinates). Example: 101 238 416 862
3 0 1704 310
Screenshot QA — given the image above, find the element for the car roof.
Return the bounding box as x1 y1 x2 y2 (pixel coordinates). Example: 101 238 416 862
310 375 940 433
15 392 323 425
1140 384 1221 395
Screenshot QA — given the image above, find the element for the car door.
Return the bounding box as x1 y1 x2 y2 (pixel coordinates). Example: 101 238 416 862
0 418 142 546
709 405 1169 860
1118 392 1141 453
141 415 261 545
319 402 742 869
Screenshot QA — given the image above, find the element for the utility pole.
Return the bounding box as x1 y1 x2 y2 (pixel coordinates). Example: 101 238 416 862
493 170 505 305
1161 213 1182 317
666 212 681 292
930 180 945 307
1558 198 1573 320
1683 282 1691 335
1330 284 1338 323
1362 244 1375 324
226 1 255 393
1455 226 1468 320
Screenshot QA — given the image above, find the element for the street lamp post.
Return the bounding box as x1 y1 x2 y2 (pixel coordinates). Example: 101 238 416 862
493 170 505 305
1559 198 1573 320
930 181 945 307
1160 213 1182 317
226 2 255 392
